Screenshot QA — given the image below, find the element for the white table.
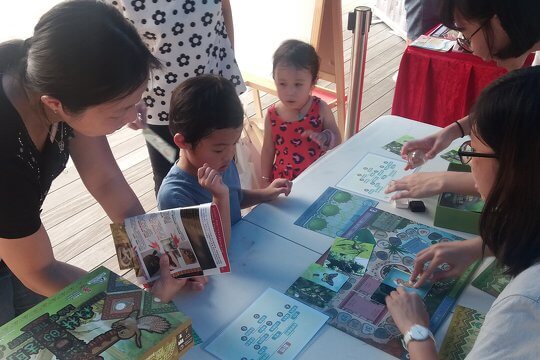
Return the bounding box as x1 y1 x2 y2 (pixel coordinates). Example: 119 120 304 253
175 115 496 359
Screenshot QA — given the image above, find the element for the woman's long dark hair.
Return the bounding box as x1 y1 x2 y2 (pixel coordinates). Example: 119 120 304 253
440 0 540 59
0 0 160 114
470 66 540 276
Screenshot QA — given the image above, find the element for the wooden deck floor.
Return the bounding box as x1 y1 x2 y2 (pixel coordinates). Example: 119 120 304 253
43 0 405 284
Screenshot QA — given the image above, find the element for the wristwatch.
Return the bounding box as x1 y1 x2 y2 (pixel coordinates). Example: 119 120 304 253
402 324 435 350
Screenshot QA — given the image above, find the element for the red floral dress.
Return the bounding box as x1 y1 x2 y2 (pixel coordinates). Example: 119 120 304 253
269 96 325 180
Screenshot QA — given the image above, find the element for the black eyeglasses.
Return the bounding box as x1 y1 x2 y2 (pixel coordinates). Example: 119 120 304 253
457 140 497 164
456 21 487 53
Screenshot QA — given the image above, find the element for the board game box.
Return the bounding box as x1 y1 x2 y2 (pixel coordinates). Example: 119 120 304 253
434 164 484 235
0 267 194 360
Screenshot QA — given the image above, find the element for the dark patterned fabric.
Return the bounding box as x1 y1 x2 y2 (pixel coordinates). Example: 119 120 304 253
0 75 71 238
269 96 326 181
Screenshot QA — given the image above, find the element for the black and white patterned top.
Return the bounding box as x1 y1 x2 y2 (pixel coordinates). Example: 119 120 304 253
106 0 246 125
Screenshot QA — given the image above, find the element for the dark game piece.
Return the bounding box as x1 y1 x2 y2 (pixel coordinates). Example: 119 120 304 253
409 200 426 212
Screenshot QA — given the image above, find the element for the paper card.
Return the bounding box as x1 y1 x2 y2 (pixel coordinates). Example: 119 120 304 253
205 288 328 360
301 263 349 292
285 277 337 309
382 135 415 156
294 187 378 239
411 35 455 52
439 306 485 360
336 153 410 202
381 268 432 299
471 261 511 297
440 149 462 164
324 235 375 276
142 128 177 164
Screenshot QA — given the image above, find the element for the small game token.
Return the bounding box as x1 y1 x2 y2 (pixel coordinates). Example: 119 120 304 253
407 149 427 168
393 198 410 209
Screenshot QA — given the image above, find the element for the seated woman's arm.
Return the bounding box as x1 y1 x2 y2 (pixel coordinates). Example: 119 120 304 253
386 171 479 200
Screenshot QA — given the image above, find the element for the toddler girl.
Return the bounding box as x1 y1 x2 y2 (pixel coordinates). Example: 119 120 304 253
261 39 341 183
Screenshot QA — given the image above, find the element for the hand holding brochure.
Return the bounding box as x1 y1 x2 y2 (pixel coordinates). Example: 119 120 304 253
111 203 230 284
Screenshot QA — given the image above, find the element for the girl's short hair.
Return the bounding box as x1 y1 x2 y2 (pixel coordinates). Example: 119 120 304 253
470 66 540 276
440 0 540 59
272 39 320 82
0 0 160 114
168 75 244 146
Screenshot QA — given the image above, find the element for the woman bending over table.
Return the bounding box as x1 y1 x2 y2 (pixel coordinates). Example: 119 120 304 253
0 0 202 326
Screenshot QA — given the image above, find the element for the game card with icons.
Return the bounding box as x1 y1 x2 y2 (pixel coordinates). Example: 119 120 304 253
205 288 328 360
371 267 433 305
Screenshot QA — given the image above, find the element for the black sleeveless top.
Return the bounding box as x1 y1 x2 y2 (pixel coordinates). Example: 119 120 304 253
0 75 72 238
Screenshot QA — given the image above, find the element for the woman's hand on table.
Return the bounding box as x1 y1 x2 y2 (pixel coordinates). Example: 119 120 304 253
385 172 446 200
385 287 429 335
150 255 206 303
410 238 483 287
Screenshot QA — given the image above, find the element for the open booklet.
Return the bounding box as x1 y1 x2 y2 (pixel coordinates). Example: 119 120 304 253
111 203 230 284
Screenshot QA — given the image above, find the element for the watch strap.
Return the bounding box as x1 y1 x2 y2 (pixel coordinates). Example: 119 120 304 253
402 326 435 350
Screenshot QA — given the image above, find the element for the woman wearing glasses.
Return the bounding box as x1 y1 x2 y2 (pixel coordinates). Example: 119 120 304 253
385 66 540 359
386 0 540 200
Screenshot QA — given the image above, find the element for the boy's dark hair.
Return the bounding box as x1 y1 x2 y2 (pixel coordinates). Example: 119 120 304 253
0 0 160 114
470 66 540 276
169 74 244 146
272 39 320 82
440 0 540 59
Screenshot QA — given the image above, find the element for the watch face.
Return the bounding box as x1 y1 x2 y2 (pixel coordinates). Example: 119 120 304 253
411 325 429 340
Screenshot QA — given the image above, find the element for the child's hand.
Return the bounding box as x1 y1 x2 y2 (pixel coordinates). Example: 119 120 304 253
302 129 333 150
149 255 206 303
198 163 229 199
265 178 293 199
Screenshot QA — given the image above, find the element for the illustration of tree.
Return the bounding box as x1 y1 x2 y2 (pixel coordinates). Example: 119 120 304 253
307 217 327 231
332 191 352 203
321 204 340 216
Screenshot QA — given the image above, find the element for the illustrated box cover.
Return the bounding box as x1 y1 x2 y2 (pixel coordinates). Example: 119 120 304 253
0 267 193 360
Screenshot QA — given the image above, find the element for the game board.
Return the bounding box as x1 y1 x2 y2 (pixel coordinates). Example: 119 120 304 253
294 187 378 239
0 267 193 360
205 288 328 360
291 200 479 359
335 153 410 202
439 305 485 360
471 260 511 297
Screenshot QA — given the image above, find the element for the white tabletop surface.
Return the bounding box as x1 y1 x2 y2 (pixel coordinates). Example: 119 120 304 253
175 115 496 359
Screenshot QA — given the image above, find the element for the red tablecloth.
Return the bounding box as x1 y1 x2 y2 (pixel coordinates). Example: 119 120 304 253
391 46 533 127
